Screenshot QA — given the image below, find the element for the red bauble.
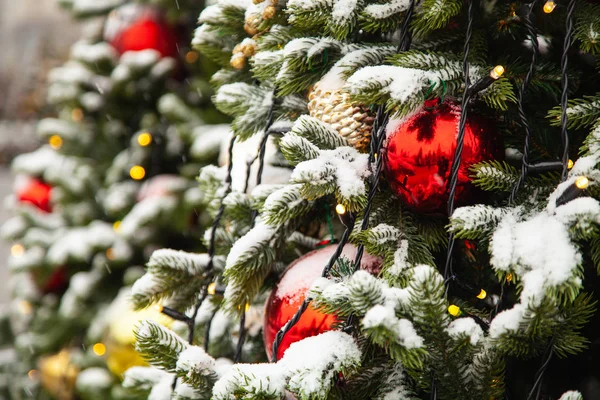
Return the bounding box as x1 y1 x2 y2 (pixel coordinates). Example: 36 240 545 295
33 266 69 295
263 244 381 361
383 99 503 213
105 5 179 58
16 177 52 213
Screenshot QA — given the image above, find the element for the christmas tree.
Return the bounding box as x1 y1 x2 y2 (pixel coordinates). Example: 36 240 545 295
0 1 228 399
122 0 600 399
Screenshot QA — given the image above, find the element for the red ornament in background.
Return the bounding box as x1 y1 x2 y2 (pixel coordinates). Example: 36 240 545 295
104 4 179 58
32 266 69 295
16 177 52 213
263 244 381 361
383 99 503 213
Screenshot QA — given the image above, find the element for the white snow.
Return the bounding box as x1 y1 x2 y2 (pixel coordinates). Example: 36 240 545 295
447 318 484 346
362 305 423 349
76 367 113 388
489 304 525 339
364 0 411 19
332 0 358 24
177 346 216 379
225 221 277 270
558 391 583 400
148 249 210 275
522 35 551 55
280 331 361 398
212 363 286 400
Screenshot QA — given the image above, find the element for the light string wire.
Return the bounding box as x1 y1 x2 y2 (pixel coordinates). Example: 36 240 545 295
509 0 540 205
269 0 418 363
443 0 475 289
433 1 475 398
170 134 237 391
525 1 577 398
234 93 278 363
560 0 576 181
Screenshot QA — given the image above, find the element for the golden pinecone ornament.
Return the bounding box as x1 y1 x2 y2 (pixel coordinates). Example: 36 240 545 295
308 81 375 152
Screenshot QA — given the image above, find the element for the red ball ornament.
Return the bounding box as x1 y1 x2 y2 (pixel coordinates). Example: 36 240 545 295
263 244 381 361
105 5 179 58
383 99 503 213
16 177 52 213
32 266 69 295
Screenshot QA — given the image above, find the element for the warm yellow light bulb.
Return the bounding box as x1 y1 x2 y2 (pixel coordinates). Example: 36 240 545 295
335 204 346 215
11 244 25 257
477 289 487 300
185 51 199 64
490 65 505 80
113 220 122 232
543 0 556 13
207 282 217 295
106 248 115 260
245 303 251 312
137 132 153 147
130 165 146 180
92 343 106 356
506 273 513 282
448 304 461 317
575 176 589 190
28 370 38 381
567 159 574 169
49 135 63 150
154 304 164 313
18 300 32 315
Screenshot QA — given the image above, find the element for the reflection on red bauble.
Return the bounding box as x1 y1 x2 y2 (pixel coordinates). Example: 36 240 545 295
16 177 52 213
263 244 381 361
383 99 502 213
105 5 179 58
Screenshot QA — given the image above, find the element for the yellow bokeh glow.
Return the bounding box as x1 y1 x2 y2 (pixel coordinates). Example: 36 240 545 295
576 176 589 190
130 165 146 180
113 220 122 232
106 248 116 260
447 305 461 317
490 65 505 80
476 289 487 300
185 51 199 64
137 132 153 147
71 108 84 122
49 135 63 150
18 300 32 315
93 343 106 356
335 204 346 215
543 0 556 13
207 282 217 295
11 244 25 257
568 159 574 170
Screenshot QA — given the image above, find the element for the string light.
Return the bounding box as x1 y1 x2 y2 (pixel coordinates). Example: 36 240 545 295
130 165 146 180
185 51 199 64
567 159 574 169
335 204 346 215
476 289 487 300
154 304 164 313
447 304 462 317
18 300 32 315
575 176 589 190
106 248 115 260
113 220 121 232
245 303 251 312
543 0 556 13
506 273 513 282
28 370 38 381
49 135 63 150
207 282 217 295
92 343 106 356
137 132 153 147
10 244 25 257
71 108 84 122
489 65 505 80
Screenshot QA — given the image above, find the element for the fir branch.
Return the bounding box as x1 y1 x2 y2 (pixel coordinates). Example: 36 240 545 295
135 321 188 372
547 93 600 130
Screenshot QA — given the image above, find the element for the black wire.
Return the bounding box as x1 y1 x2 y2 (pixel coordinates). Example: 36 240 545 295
443 0 474 285
509 0 540 204
560 0 576 181
270 222 354 362
526 338 555 400
204 309 218 352
234 92 277 362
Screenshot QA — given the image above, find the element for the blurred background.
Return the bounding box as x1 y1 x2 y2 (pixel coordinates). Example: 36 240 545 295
0 0 80 303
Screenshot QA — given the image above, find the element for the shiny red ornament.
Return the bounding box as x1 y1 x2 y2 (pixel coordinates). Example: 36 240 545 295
16 177 52 213
383 99 503 213
263 244 381 361
32 266 69 295
105 5 179 58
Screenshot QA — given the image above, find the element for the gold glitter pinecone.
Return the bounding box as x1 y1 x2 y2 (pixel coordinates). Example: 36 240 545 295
307 83 375 152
